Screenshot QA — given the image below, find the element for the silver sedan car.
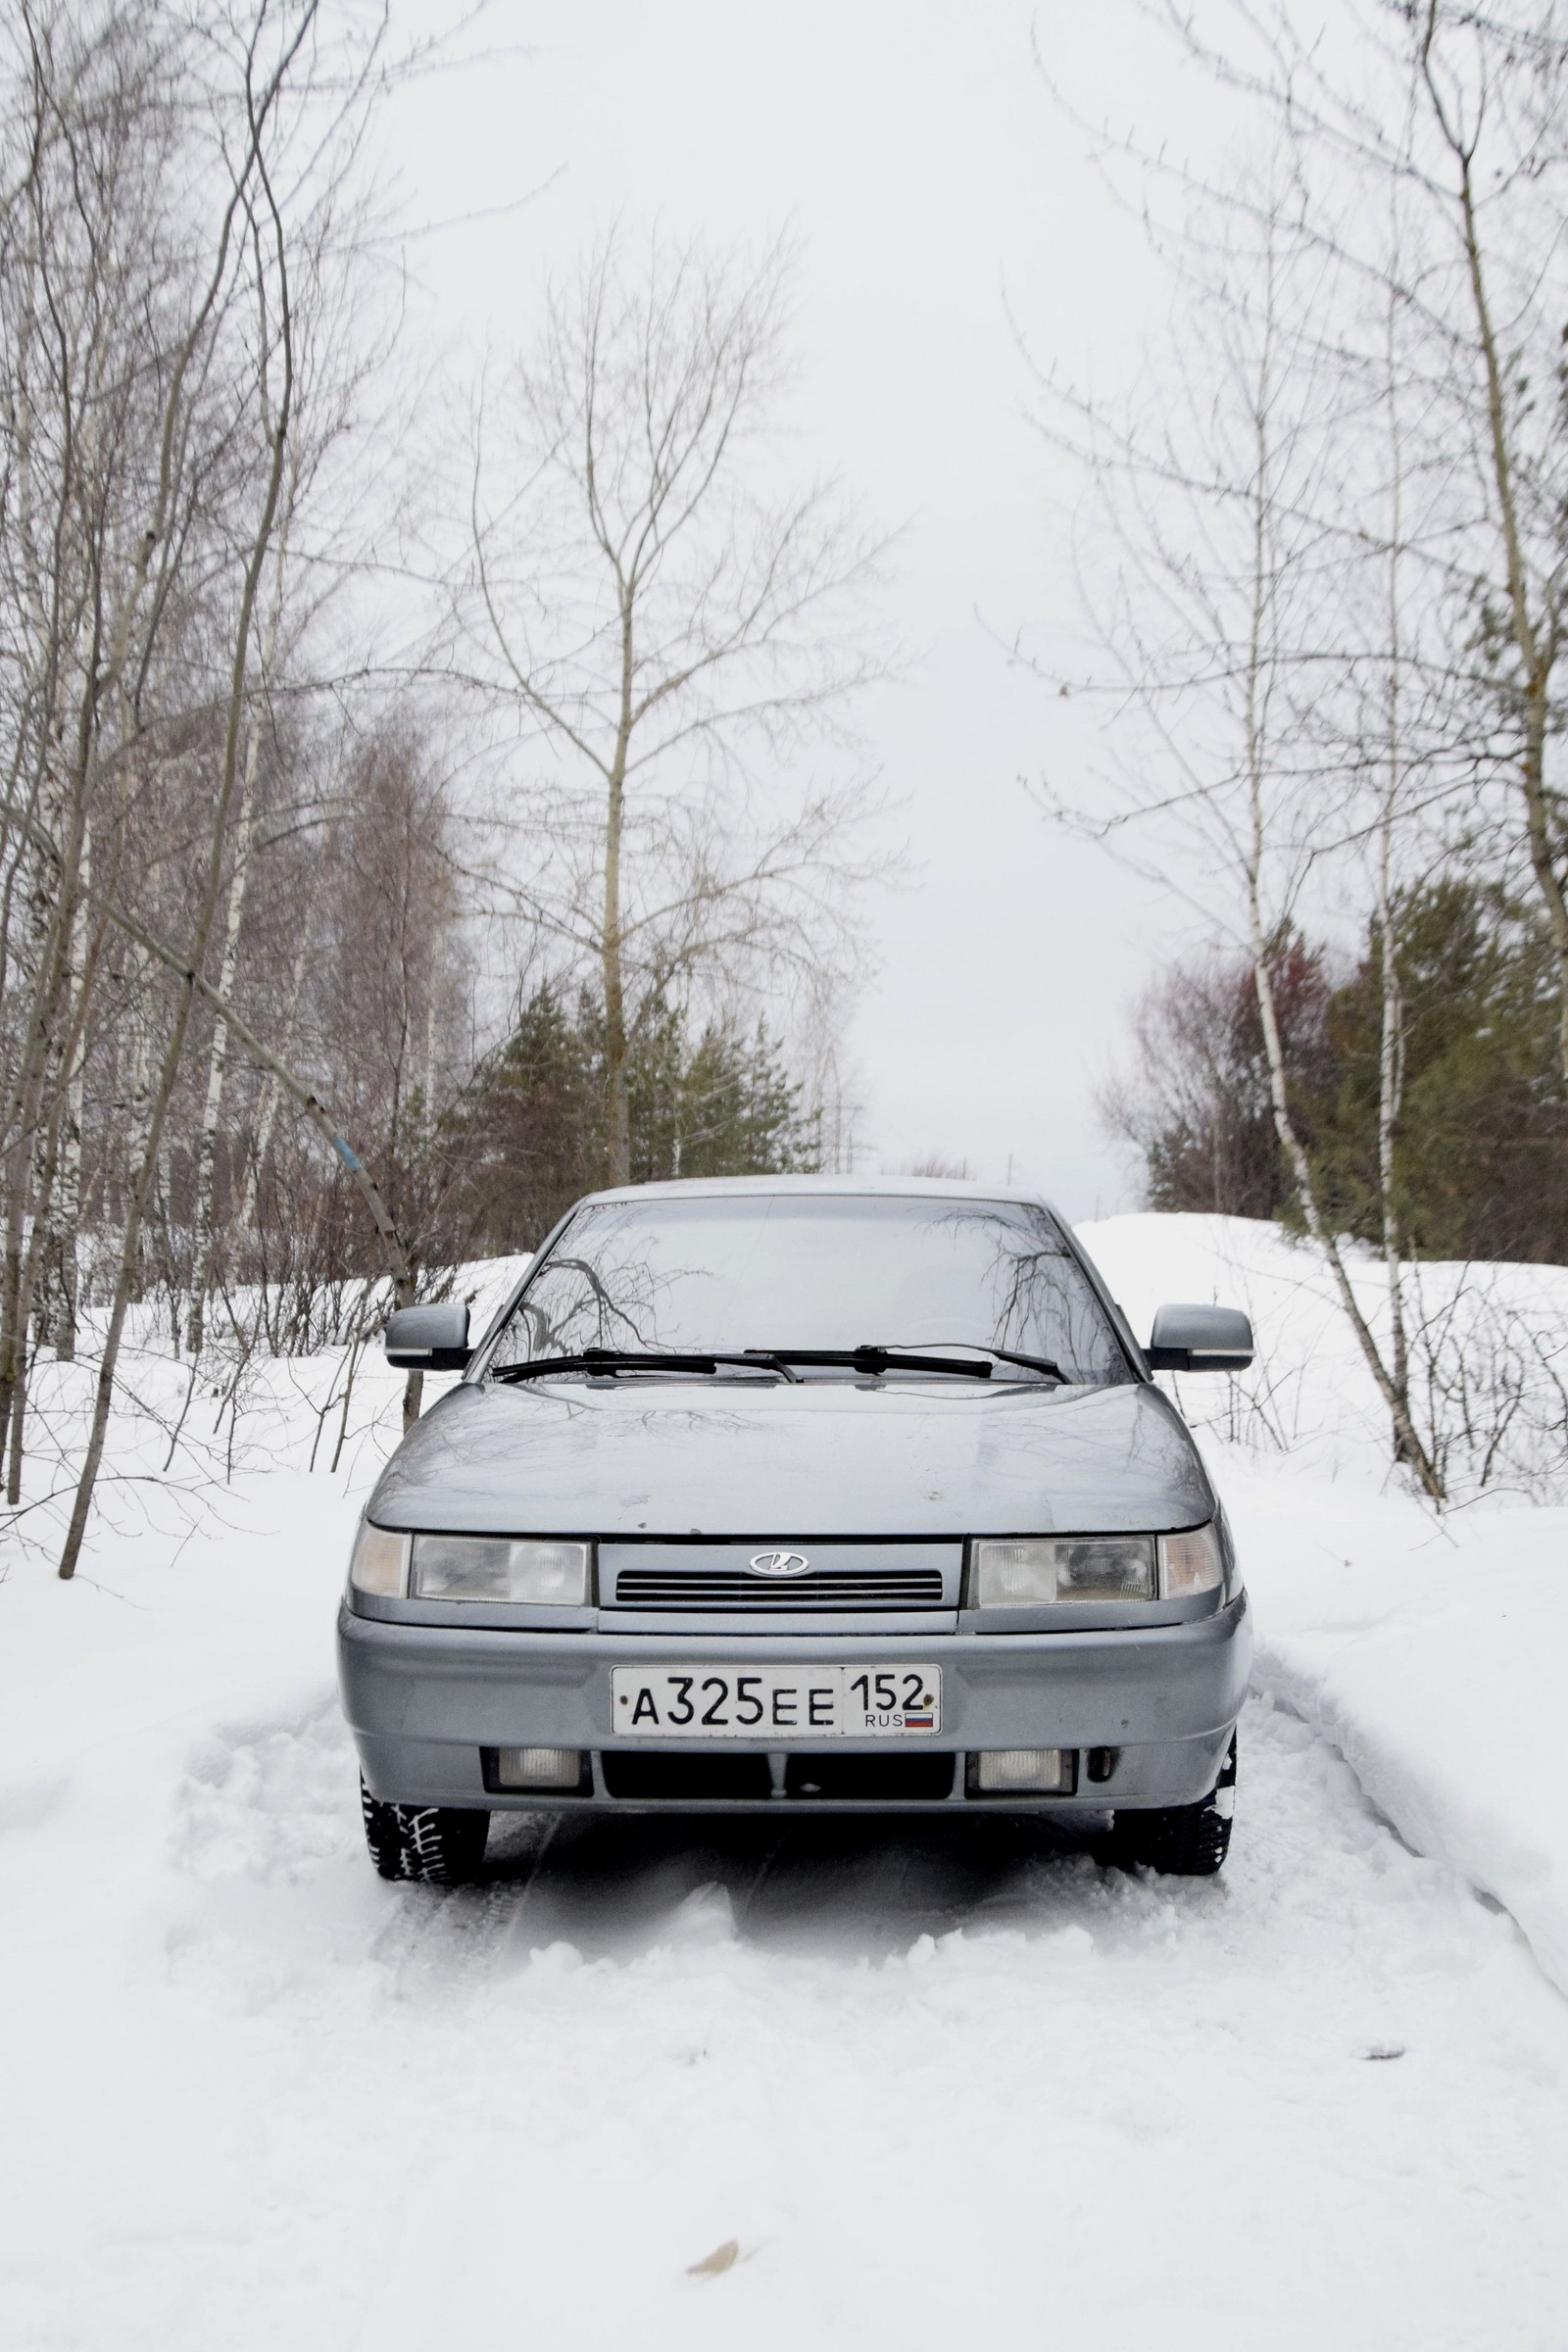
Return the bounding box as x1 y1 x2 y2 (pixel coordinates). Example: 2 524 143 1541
337 1177 1252 1883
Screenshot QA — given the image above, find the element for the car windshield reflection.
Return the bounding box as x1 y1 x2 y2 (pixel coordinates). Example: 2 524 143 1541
487 1194 1132 1387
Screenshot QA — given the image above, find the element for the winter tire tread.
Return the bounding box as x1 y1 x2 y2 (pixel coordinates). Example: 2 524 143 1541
1108 1734 1237 1878
360 1777 489 1883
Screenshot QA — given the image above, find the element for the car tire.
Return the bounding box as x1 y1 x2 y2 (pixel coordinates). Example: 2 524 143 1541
1108 1734 1236 1877
360 1777 490 1884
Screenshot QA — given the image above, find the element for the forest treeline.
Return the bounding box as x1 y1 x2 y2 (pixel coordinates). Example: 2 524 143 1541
451 986 821 1258
1039 0 1568 1500
0 2 876 1570
12 0 1568 1557
1109 880 1568 1265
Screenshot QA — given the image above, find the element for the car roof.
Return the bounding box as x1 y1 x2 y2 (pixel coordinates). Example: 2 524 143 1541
571 1172 1069 1218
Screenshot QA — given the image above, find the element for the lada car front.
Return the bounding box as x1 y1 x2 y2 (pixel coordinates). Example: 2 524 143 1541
336 1177 1252 1882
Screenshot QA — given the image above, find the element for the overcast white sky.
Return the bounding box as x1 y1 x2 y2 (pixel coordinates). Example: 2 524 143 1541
383 2 1235 1217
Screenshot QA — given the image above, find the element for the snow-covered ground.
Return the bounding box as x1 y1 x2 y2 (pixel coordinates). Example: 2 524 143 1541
3 1214 1566 2348
1083 1213 1568 2003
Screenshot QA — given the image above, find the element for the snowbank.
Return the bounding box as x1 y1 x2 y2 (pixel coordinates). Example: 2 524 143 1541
4 1488 1567 2350
1082 1213 1568 1998
1 1212 1566 2342
1244 1492 1568 1998
10 1213 1566 2010
0 1250 531 1567
1080 1208 1568 1499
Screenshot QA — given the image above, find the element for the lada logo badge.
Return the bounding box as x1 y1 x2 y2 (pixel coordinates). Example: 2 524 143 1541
748 1549 811 1578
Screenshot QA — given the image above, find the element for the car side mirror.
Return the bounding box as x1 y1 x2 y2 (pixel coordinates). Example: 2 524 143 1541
1145 1302 1253 1373
384 1301 471 1372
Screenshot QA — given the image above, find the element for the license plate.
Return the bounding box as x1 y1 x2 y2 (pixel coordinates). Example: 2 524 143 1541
610 1663 942 1740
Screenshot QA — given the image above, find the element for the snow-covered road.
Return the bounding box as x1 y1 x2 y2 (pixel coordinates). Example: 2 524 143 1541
6 1681 1565 2351
6 1227 1568 2352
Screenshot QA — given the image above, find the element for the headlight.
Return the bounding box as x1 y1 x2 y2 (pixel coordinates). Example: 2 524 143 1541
1158 1523 1224 1597
409 1535 590 1605
972 1535 1156 1605
971 1525 1225 1605
349 1521 410 1596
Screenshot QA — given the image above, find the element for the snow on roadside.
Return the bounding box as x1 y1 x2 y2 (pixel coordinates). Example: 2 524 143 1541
1081 1212 1568 1999
1078 1208 1568 1498
10 1211 1566 2018
1234 1474 1568 2001
0 1251 530 1573
2 1213 1567 2342
5 1534 1568 2351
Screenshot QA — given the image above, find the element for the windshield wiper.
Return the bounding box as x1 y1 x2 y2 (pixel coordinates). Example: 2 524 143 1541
493 1344 1064 1387
493 1348 800 1384
928 1343 1067 1383
741 1343 1067 1383
737 1346 996 1381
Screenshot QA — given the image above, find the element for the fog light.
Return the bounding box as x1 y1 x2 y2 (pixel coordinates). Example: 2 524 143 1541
494 1746 585 1790
974 1748 1074 1793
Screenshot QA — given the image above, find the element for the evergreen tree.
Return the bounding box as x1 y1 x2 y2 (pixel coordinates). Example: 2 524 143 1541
443 983 606 1251
448 985 819 1250
1309 882 1568 1264
1110 882 1568 1264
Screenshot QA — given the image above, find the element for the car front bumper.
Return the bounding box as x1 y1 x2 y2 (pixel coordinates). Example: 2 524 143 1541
337 1591 1251 1814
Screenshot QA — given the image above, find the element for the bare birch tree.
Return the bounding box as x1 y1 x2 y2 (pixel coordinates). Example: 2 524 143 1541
0 0 433 1567
53 5 320 1579
458 230 886 1185
1406 3 1568 1084
1136 1 1568 1084
0 3 528 1570
183 494 296 1358
1024 144 1449 1493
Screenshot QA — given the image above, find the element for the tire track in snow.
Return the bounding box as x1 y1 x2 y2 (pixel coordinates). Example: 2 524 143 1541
125 1690 1568 2352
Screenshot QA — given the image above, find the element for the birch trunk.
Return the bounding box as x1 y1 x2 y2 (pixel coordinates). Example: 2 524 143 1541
601 597 634 1185
184 724 263 1355
1376 269 1412 1460
1418 37 1568 1084
185 496 295 1355
1238 262 1442 1500
232 914 314 1245
50 1046 84 1359
8 875 99 1497
57 83 306 1577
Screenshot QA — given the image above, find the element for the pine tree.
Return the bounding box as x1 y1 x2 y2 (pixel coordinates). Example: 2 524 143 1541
448 986 819 1250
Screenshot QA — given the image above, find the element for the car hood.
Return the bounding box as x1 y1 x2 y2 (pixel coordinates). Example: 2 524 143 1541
368 1376 1215 1537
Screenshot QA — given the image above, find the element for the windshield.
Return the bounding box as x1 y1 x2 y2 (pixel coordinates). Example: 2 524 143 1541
486 1193 1132 1385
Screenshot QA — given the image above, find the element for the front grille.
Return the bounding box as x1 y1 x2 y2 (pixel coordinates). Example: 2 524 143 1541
602 1751 771 1800
612 1568 946 1608
598 1749 956 1801
785 1751 956 1801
